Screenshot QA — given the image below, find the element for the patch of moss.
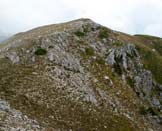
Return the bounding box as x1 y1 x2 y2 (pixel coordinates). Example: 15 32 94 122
35 48 47 55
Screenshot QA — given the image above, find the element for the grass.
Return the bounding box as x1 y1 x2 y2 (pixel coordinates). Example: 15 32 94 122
133 34 162 84
137 46 162 84
0 58 139 131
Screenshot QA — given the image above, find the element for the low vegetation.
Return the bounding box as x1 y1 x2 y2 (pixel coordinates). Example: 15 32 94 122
85 47 95 56
137 46 162 84
140 106 160 116
34 48 47 55
98 27 109 39
74 30 85 37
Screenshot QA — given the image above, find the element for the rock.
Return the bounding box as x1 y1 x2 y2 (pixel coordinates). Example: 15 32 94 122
48 49 82 72
0 99 44 131
104 76 113 86
152 97 160 106
106 49 115 66
134 70 153 97
5 52 20 63
106 44 139 70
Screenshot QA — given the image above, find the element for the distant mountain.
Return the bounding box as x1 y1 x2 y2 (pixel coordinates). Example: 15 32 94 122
0 35 8 43
0 19 162 131
0 30 10 43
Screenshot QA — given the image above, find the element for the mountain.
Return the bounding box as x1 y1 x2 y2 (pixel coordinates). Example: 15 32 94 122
0 31 10 43
0 19 162 131
0 35 9 43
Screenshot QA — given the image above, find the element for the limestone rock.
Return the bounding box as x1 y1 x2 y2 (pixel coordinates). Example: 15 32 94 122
5 52 20 63
0 99 44 131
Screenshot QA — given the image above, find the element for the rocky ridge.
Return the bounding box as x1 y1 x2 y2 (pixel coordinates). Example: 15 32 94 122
0 19 162 131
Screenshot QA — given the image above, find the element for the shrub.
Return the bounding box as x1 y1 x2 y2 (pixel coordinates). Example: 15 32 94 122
114 63 122 75
35 48 47 55
139 106 159 116
74 31 85 37
126 77 134 87
96 57 105 65
98 28 109 39
139 106 148 115
147 107 159 116
48 45 54 49
85 47 95 56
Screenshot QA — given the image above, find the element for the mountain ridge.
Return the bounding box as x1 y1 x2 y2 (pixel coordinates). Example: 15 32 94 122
0 18 162 131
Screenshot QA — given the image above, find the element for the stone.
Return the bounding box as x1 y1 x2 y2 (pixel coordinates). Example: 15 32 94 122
48 49 82 72
5 52 20 63
0 99 44 131
106 44 139 70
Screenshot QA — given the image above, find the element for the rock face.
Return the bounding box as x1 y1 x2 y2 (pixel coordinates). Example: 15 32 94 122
0 19 162 131
5 52 20 63
106 44 139 70
0 99 44 131
106 43 162 113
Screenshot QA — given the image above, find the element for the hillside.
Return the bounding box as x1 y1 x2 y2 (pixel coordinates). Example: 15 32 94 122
0 18 162 131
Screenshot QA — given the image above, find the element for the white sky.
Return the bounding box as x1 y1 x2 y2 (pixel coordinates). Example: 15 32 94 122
0 0 162 37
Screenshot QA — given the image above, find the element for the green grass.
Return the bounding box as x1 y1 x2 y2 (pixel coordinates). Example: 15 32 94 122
137 47 162 84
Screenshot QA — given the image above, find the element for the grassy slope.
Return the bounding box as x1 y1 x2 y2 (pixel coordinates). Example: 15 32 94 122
0 58 139 131
134 35 162 84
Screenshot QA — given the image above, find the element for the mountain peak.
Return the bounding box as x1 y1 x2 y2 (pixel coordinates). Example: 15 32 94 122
0 19 162 131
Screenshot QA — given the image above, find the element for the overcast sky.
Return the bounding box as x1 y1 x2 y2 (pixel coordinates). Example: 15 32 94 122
1 0 162 37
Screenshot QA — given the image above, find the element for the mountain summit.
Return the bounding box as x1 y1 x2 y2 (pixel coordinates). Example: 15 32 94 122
0 18 162 131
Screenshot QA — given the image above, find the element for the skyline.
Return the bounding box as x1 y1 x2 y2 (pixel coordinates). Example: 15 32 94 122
0 0 162 37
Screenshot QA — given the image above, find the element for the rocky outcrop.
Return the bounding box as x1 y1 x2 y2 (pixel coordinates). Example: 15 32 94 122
5 52 20 64
48 49 82 72
106 44 139 71
0 99 44 131
106 42 162 124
